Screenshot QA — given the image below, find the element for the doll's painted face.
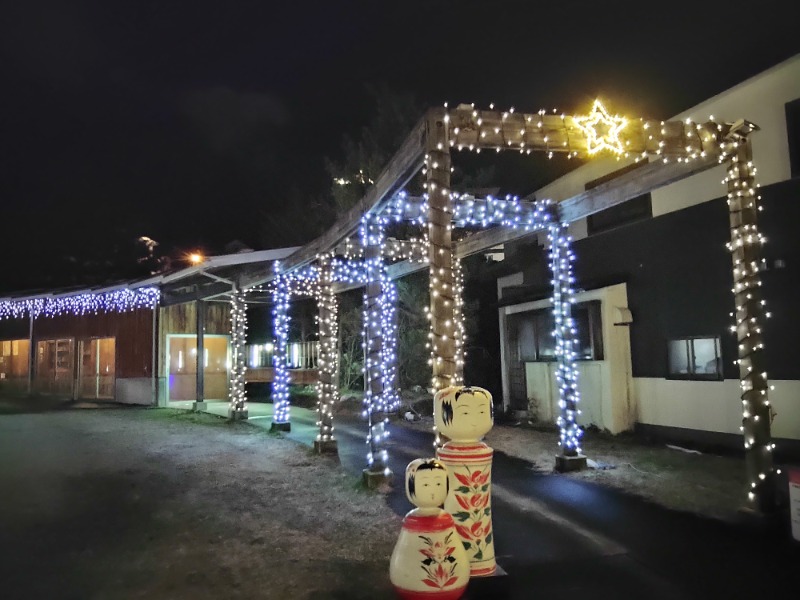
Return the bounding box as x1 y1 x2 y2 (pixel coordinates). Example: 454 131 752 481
406 459 449 509
434 386 493 442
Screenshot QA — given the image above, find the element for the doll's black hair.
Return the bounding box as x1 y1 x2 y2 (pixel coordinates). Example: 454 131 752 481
441 386 493 426
408 460 448 498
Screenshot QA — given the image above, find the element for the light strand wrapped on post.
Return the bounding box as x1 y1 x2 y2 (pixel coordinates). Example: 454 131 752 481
721 128 778 513
227 287 248 420
548 220 585 470
314 253 339 453
270 265 292 431
361 214 393 484
452 254 466 384
425 109 457 394
380 275 400 415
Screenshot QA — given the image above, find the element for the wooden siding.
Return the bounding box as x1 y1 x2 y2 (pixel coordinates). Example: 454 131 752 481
33 308 155 379
159 302 230 335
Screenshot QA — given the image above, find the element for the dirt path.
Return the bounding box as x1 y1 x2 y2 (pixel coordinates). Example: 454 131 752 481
0 408 400 600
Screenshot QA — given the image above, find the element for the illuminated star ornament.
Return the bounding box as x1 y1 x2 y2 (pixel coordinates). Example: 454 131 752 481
573 100 628 155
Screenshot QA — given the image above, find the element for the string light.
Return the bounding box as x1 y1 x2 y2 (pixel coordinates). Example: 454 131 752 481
314 253 339 444
0 287 160 320
228 287 248 419
271 263 291 427
360 213 395 477
572 100 628 155
548 220 583 455
720 126 776 512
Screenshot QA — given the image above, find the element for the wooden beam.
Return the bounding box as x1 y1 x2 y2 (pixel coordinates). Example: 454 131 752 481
240 114 428 289
333 152 724 291
160 281 232 306
455 153 720 258
558 153 719 223
445 106 722 157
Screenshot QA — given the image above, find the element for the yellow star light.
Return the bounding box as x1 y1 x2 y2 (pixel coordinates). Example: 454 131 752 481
573 100 628 155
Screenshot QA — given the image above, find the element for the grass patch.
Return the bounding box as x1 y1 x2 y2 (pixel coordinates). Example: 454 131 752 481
138 407 237 427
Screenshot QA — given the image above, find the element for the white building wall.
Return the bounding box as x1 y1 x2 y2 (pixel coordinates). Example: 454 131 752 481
523 54 800 239
498 55 800 441
636 378 800 442
651 55 800 217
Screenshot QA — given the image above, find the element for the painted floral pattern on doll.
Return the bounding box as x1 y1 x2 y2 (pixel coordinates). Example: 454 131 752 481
419 532 460 589
450 466 493 561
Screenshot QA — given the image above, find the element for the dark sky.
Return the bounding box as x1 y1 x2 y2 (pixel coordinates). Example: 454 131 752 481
1 0 798 292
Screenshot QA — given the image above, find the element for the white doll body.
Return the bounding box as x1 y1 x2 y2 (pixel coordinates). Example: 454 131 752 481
389 459 469 599
434 386 496 577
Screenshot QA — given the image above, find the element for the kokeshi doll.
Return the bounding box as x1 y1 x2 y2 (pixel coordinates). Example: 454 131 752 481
389 458 469 600
434 386 496 577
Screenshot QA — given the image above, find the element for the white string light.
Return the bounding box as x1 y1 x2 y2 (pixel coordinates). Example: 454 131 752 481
228 288 248 419
271 264 291 426
0 287 160 320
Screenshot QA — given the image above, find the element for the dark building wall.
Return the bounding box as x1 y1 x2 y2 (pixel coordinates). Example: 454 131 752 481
0 318 30 340
34 308 155 378
513 178 800 381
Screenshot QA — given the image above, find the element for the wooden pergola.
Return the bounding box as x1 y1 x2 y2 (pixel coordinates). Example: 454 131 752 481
239 101 775 514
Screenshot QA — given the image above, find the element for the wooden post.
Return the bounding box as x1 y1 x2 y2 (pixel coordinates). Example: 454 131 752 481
314 255 338 454
193 298 206 411
271 272 291 431
549 220 587 472
380 277 399 413
725 135 776 515
452 254 465 384
228 286 248 420
425 108 456 393
151 305 158 406
362 218 391 486
27 313 35 395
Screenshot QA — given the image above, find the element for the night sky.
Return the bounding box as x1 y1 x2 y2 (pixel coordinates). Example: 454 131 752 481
1 0 798 293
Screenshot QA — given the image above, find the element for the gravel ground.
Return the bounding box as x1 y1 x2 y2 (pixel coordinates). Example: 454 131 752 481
0 408 400 600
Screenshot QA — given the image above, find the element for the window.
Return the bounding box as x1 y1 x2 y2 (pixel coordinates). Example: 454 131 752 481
510 301 603 362
786 98 800 178
667 336 722 380
585 161 653 235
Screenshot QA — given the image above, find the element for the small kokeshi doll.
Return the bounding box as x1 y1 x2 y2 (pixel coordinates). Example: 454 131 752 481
434 386 496 577
389 458 469 600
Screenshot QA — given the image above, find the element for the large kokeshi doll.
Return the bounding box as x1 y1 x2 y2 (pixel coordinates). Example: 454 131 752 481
389 458 469 600
434 386 496 577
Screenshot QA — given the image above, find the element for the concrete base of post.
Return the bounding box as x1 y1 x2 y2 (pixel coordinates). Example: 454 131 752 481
362 468 392 489
555 453 587 473
227 408 249 421
736 505 785 534
192 401 207 412
270 422 291 433
465 563 510 598
313 439 338 455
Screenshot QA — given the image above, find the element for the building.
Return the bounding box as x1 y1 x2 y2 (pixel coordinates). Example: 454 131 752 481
495 55 800 457
0 247 319 406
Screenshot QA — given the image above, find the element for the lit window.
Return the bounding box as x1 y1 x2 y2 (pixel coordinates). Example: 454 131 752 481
510 301 603 362
667 336 722 380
